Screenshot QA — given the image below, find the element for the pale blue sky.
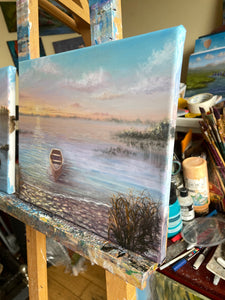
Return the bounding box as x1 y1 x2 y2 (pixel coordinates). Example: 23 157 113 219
189 47 225 69
19 26 185 121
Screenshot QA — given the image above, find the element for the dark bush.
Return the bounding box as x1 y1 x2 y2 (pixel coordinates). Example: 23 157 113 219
108 190 161 254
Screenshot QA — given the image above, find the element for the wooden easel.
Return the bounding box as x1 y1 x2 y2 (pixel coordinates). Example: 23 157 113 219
16 1 142 299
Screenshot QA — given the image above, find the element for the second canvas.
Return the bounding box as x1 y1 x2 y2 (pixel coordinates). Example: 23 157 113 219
19 26 185 263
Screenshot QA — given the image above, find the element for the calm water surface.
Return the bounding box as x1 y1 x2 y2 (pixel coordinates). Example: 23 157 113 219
20 115 168 205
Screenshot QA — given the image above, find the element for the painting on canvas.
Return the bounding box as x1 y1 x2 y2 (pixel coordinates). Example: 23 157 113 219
0 2 17 32
194 31 225 53
19 26 185 263
7 39 46 71
0 66 16 194
186 47 225 98
53 36 85 54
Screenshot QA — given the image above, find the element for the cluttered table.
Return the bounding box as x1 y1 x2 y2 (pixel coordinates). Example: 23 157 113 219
161 85 225 299
160 80 225 299
159 234 225 300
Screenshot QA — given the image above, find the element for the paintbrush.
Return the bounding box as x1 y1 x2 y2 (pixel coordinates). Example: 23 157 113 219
200 121 225 180
200 123 218 165
199 107 218 148
207 112 221 144
213 107 225 143
199 122 219 164
207 149 225 210
207 111 225 161
201 117 218 150
223 106 225 130
205 147 225 211
199 106 207 121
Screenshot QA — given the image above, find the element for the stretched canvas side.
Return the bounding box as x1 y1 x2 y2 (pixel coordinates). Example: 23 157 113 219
0 66 16 194
19 26 186 263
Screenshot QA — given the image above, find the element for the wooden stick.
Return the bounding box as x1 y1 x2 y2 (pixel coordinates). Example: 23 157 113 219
106 270 137 300
39 0 80 33
18 1 48 299
26 225 48 300
72 12 91 46
54 0 90 24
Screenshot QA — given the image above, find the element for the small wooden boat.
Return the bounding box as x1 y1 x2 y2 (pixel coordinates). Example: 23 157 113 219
49 148 63 181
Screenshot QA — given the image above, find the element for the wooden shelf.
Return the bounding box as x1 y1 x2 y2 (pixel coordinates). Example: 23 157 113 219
176 117 202 133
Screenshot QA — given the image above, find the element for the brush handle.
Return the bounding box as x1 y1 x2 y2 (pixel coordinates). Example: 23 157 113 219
208 150 225 195
217 119 225 142
206 141 225 180
200 125 225 179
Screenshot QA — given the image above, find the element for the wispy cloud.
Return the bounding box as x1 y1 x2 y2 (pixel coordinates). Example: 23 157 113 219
142 41 175 75
128 41 175 95
217 52 225 57
204 54 214 60
94 91 124 100
20 59 61 87
61 68 110 92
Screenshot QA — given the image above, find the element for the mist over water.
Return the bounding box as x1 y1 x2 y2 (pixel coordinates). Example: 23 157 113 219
20 115 167 204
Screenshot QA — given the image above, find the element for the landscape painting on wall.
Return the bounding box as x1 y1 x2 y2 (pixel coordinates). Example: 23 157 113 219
0 66 16 194
186 47 225 98
19 26 185 263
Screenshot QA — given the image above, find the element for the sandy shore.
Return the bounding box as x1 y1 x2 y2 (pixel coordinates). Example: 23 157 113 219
19 182 109 239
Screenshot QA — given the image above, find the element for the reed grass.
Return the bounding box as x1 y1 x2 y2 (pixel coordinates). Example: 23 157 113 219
108 190 161 254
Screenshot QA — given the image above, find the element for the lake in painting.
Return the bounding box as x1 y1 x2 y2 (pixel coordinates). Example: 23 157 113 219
20 115 166 203
19 26 186 263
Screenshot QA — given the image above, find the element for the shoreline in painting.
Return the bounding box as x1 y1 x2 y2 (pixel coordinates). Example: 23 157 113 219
19 113 167 261
19 181 158 261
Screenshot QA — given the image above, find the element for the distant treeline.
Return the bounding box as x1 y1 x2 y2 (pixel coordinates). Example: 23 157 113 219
19 112 158 126
116 120 174 142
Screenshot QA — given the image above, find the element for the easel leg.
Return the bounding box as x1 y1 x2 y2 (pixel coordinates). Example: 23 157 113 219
26 225 48 300
106 270 136 300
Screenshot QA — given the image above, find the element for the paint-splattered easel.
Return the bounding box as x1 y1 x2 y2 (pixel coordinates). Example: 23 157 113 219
0 1 159 299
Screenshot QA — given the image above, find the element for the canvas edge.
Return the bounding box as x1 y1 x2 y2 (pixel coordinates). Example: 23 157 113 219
158 25 186 263
1 66 16 194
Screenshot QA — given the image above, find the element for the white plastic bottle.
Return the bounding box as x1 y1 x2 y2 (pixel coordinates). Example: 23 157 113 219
178 187 195 224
